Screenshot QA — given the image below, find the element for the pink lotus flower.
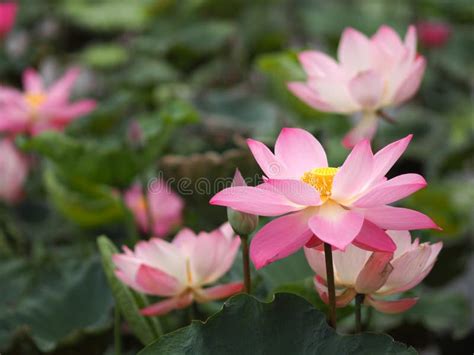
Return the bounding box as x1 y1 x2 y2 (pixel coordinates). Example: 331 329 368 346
124 180 184 238
0 67 96 136
113 223 243 316
0 2 17 38
210 128 439 269
0 139 28 203
288 25 426 148
305 230 442 313
417 21 451 48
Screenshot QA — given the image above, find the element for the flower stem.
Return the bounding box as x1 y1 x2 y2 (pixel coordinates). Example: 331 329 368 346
323 243 337 329
114 306 122 355
241 235 251 293
355 293 365 333
377 110 396 124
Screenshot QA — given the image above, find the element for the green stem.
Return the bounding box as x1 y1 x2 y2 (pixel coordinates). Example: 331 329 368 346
241 235 251 294
114 306 122 355
355 293 364 333
324 243 337 329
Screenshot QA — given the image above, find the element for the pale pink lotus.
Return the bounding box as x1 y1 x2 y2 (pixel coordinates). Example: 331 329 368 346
210 128 439 269
305 230 442 313
0 139 28 203
124 180 184 238
113 223 243 316
0 67 96 136
288 25 426 148
0 2 17 38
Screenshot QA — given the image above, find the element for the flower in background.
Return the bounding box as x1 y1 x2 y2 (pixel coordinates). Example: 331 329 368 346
0 2 17 39
288 25 426 148
0 67 96 136
417 21 451 49
124 180 184 238
211 128 439 269
305 231 442 313
0 139 28 203
113 223 243 316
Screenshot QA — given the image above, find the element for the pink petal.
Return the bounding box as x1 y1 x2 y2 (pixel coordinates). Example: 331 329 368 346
135 264 182 296
386 230 414 259
23 68 43 93
392 56 426 105
304 246 327 277
172 228 197 255
47 67 80 103
259 179 322 206
342 112 379 149
371 25 405 57
250 210 313 269
348 70 384 108
231 169 247 187
210 186 304 217
141 293 193 316
364 205 440 230
332 139 374 201
298 51 340 78
247 138 290 179
353 173 427 207
308 202 364 250
45 99 97 120
311 78 359 113
404 25 417 61
314 276 356 307
199 282 244 301
370 135 412 184
355 252 393 293
365 296 417 314
332 244 371 285
352 220 397 253
287 82 333 112
338 27 372 73
274 128 328 177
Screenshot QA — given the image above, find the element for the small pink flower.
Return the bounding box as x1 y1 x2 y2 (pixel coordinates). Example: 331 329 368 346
0 2 17 39
124 180 184 238
0 139 28 203
305 231 442 313
210 128 439 269
113 223 243 316
0 67 96 136
288 25 426 148
417 21 451 48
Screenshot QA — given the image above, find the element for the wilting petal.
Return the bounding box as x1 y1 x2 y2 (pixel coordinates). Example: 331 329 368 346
392 56 426 105
364 205 440 230
247 138 289 179
365 296 417 314
338 27 372 73
348 70 384 108
387 230 414 259
355 252 393 293
259 179 322 206
274 128 328 176
308 202 364 250
141 293 193 316
287 82 333 112
23 68 43 93
353 173 427 207
342 112 378 149
352 220 396 253
199 282 244 301
135 264 182 296
210 186 304 216
250 210 313 269
298 51 340 78
332 139 374 201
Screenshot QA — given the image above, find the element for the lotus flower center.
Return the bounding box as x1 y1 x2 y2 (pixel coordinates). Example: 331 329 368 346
301 167 338 197
24 92 46 109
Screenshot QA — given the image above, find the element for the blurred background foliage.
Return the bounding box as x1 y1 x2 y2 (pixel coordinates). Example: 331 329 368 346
0 0 472 354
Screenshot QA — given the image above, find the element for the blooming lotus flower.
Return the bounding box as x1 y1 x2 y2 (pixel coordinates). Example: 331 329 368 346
0 67 96 136
304 231 442 313
288 25 426 148
210 128 439 269
417 21 451 48
112 223 243 316
124 180 184 238
0 2 17 38
0 139 28 203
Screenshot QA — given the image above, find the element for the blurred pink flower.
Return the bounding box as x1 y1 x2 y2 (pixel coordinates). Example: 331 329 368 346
0 139 28 203
0 67 96 136
124 180 184 238
417 21 451 48
210 128 439 269
0 2 17 38
113 223 242 316
305 231 442 313
288 25 426 148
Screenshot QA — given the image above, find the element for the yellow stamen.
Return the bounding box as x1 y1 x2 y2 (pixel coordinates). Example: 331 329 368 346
186 258 193 285
136 196 147 212
301 167 338 199
24 93 46 109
